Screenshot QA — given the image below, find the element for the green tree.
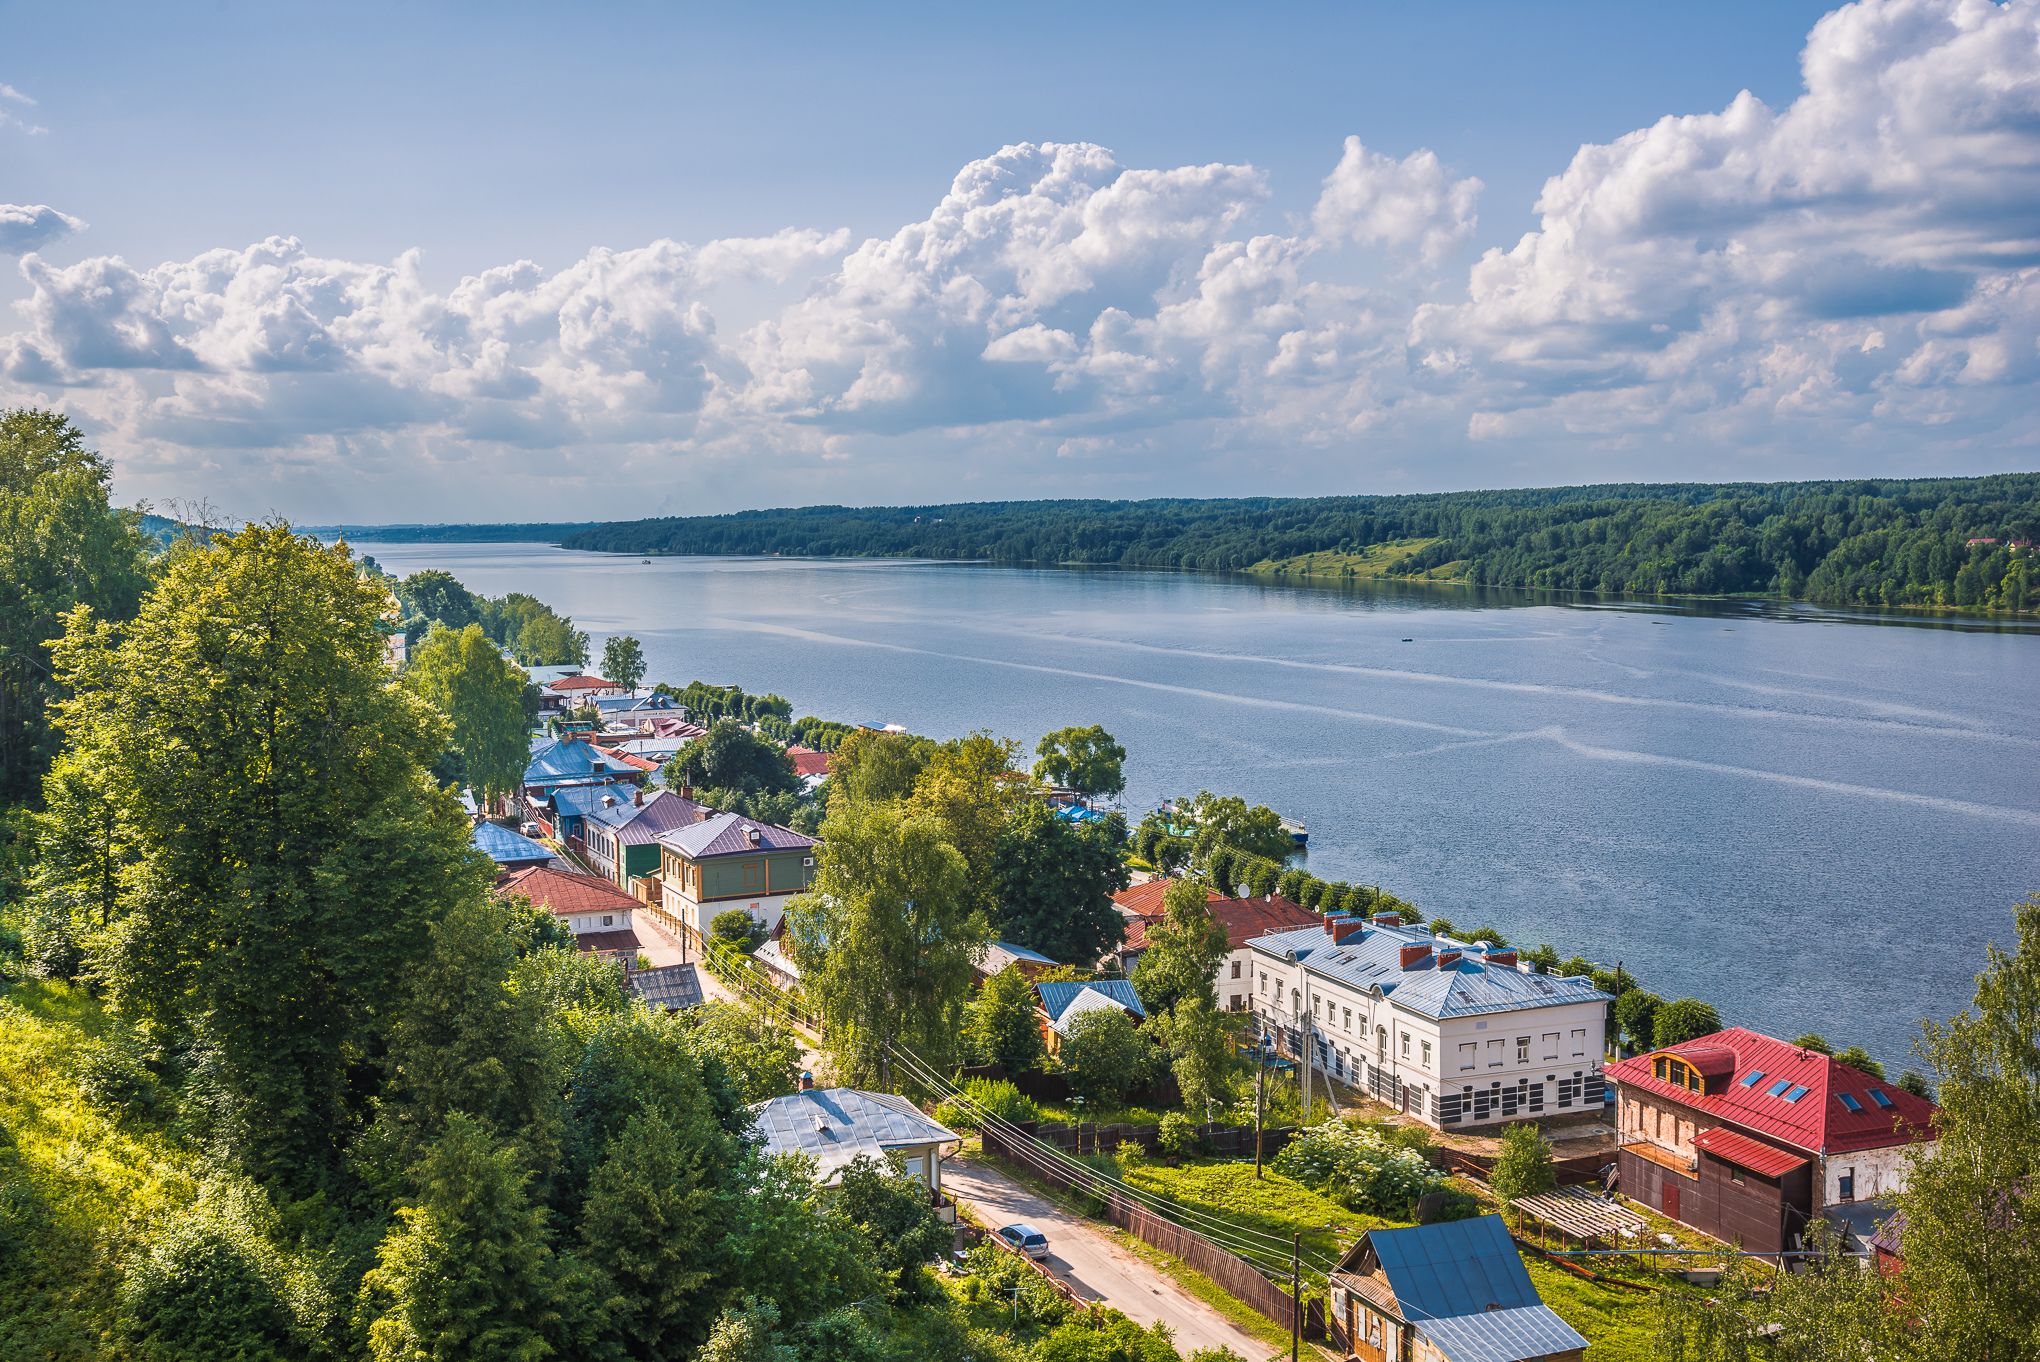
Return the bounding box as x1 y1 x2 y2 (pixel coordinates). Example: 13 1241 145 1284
784 800 987 1087
395 569 480 636
1653 999 1724 1048
1892 892 2040 1355
967 966 1049 1074
1182 791 1293 863
719 1154 878 1327
1489 1123 1556 1203
578 1107 719 1357
1152 994 1236 1117
684 1001 803 1103
1793 1033 1834 1054
514 610 590 666
910 731 1033 916
665 719 800 800
383 892 560 1166
0 408 153 801
1897 1069 1934 1100
1130 879 1229 1019
600 634 645 695
356 1114 582 1361
697 1296 796 1362
49 525 473 1185
1614 991 1663 1054
1834 1045 1885 1080
826 728 934 806
405 623 532 801
119 1177 321 1362
833 1154 954 1298
561 1008 742 1217
1038 1309 1179 1362
1032 724 1128 800
1057 1008 1157 1106
990 801 1130 965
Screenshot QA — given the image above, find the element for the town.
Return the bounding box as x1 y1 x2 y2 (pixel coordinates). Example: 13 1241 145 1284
0 445 2030 1359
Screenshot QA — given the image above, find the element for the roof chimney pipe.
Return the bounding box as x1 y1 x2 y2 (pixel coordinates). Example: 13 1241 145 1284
1400 942 1433 969
1373 912 1402 928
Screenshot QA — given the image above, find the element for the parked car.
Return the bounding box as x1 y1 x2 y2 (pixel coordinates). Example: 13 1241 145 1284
995 1223 1049 1260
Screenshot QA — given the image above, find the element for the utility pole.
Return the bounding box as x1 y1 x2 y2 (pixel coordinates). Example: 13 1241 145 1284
1255 1032 1270 1179
1291 1231 1301 1362
1300 980 1313 1125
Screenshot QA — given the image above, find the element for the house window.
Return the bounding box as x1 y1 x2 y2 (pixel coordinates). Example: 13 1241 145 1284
742 862 762 890
1292 989 1301 1016
1231 961 1242 979
1459 1044 1476 1071
1571 1029 1587 1057
1314 997 1323 1019
1654 1056 1667 1081
1343 1007 1351 1031
1488 1039 1504 1066
1730 1165 1746 1186
1517 1037 1530 1063
1401 1032 1411 1058
1839 1168 1855 1201
1543 1033 1560 1060
1230 995 1244 1012
1377 1026 1388 1060
601 915 613 927
1421 1040 1432 1068
1259 972 1267 994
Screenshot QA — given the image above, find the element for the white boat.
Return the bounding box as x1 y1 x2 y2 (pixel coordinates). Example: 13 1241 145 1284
1280 815 1308 847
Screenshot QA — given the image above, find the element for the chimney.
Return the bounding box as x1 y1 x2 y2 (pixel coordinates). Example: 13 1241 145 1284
1323 914 1339 934
799 1070 813 1093
602 795 617 809
1488 949 1518 967
679 785 693 800
1333 923 1365 946
1373 912 1402 928
1436 946 1462 968
634 788 644 807
1400 942 1433 969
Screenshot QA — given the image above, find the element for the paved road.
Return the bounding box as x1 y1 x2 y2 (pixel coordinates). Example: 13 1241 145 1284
942 1155 1278 1360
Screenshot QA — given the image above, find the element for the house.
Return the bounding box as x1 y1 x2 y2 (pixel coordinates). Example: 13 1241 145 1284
786 744 831 791
626 962 706 1013
1035 978 1146 1056
593 692 685 727
1328 1215 1589 1362
583 788 709 892
1867 1209 1907 1276
494 863 643 957
520 737 649 833
1244 914 1613 1128
749 1088 958 1190
650 813 820 948
546 673 629 701
753 934 802 989
1605 1028 1937 1255
472 821 554 872
1110 879 1320 1007
976 940 1060 984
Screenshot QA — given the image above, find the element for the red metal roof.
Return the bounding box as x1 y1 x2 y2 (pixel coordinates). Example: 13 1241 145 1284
1693 1126 1808 1178
786 745 832 777
495 864 641 918
550 674 619 690
1605 1027 1937 1156
1111 879 1318 953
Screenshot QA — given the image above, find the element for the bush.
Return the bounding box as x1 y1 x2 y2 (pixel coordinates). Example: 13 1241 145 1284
21 901 82 982
936 1077 1039 1133
1271 1120 1444 1215
1490 1123 1556 1203
1189 1349 1250 1362
710 908 758 946
77 1037 159 1120
1156 1111 1200 1159
1057 1009 1156 1106
960 1246 1068 1326
1416 1189 1483 1224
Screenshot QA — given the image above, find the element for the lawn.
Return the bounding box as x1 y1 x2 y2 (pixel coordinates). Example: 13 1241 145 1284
1119 1158 1395 1281
1246 538 1448 580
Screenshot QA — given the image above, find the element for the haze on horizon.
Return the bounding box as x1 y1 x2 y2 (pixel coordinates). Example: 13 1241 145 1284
3 0 2038 525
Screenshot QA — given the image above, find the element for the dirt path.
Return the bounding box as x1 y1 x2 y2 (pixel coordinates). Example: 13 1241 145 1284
942 1156 1280 1360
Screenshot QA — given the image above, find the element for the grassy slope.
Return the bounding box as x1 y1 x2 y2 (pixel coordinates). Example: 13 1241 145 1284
0 980 203 1361
1245 539 1461 580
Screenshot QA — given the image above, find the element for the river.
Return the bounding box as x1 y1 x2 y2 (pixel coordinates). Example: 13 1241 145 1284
356 541 2040 1071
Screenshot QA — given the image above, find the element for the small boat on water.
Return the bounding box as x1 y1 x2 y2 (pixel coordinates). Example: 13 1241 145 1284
1280 815 1308 847
641 559 651 564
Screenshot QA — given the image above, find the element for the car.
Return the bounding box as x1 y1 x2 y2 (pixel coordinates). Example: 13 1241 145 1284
995 1223 1050 1260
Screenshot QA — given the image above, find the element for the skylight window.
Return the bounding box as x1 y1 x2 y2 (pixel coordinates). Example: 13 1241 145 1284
1739 1070 1767 1089
1766 1079 1792 1097
1837 1092 1862 1112
1868 1089 1895 1108
1782 1086 1809 1103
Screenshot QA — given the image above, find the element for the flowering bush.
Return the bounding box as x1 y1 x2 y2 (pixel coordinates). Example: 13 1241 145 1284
1270 1120 1445 1215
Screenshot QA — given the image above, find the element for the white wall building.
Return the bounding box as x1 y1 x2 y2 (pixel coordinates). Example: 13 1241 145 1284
1245 914 1613 1129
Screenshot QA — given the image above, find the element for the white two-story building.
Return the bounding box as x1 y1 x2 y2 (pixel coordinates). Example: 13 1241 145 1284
1246 913 1614 1129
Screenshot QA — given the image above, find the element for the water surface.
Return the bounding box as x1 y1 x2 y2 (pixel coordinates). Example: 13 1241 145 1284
360 542 2040 1071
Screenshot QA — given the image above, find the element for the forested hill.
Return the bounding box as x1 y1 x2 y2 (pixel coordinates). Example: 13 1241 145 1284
561 473 2040 609
299 521 601 543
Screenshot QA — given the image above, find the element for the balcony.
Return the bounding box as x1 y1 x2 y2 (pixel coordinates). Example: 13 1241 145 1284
1620 1137 1696 1176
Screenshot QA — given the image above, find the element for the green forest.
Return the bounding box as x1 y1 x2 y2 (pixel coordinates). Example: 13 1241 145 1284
560 473 2040 610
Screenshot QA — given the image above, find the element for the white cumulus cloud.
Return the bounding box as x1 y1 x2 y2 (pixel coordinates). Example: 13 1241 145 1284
2 0 2038 519
0 204 85 256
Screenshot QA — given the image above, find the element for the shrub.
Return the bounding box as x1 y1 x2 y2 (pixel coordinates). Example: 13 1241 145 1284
1157 1110 1200 1159
936 1078 1038 1132
1427 917 1456 938
1489 1123 1556 1203
710 909 757 945
1467 926 1508 948
1116 1139 1148 1169
77 1038 159 1120
1058 1009 1156 1105
1270 1120 1444 1215
21 901 82 982
1416 1189 1483 1224
1189 1349 1250 1362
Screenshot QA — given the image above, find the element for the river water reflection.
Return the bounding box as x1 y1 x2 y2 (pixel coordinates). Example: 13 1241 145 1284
359 542 2040 1070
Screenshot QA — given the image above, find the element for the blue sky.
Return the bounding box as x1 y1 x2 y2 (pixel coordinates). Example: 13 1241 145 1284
3 0 2035 522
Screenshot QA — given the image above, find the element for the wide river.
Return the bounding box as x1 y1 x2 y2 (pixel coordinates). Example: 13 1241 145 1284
361 542 2038 1071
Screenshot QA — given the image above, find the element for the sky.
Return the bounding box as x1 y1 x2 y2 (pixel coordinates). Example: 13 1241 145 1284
2 0 2037 523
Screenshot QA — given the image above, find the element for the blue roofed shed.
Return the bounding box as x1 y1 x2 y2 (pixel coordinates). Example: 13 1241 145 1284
473 822 553 871
1329 1215 1587 1362
1034 978 1148 1056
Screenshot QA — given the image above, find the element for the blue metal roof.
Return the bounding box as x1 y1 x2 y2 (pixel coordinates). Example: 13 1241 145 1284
1248 924 1610 1020
1418 1305 1591 1362
1037 978 1145 1023
472 822 550 864
1368 1216 1542 1320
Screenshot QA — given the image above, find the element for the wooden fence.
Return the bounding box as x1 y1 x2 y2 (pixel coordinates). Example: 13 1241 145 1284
981 1120 1325 1340
1430 1145 1613 1188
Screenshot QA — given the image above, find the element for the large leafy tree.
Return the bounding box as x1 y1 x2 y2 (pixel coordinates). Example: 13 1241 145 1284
50 524 477 1185
826 728 934 806
909 730 1033 915
1031 724 1128 800
833 1154 954 1298
405 623 532 801
1130 878 1229 1019
1057 1008 1157 1105
394 569 480 637
664 719 800 801
1182 790 1293 863
0 408 153 802
783 800 987 1087
1152 995 1235 1119
989 801 1130 966
966 966 1048 1074
1652 998 1724 1048
600 634 646 695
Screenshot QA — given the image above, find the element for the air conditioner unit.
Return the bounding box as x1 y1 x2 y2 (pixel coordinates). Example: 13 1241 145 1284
802 856 816 867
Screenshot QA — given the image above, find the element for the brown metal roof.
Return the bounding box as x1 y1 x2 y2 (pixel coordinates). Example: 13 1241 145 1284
1693 1126 1809 1178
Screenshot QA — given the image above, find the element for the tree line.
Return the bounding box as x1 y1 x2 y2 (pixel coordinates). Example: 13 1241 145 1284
556 473 2040 610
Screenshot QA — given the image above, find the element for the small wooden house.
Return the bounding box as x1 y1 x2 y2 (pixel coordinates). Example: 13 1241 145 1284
1328 1215 1588 1362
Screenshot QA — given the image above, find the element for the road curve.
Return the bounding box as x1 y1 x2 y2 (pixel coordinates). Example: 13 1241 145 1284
941 1154 1278 1360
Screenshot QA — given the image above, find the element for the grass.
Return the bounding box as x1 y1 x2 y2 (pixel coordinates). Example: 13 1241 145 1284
1246 538 1450 580
0 978 206 1360
1519 1254 1668 1362
1119 1159 1391 1280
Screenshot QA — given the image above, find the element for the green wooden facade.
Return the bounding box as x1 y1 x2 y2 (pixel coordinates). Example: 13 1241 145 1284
659 845 816 904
